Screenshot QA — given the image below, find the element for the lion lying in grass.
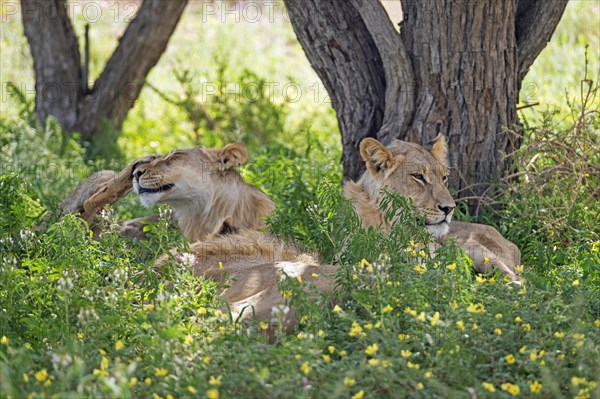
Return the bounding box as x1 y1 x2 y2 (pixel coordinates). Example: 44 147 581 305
345 136 521 282
61 139 521 328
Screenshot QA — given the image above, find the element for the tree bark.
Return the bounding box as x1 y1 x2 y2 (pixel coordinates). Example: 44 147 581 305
21 0 188 141
285 0 568 204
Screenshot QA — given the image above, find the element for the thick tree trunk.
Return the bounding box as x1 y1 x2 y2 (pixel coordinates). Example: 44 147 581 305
21 0 188 141
285 0 568 204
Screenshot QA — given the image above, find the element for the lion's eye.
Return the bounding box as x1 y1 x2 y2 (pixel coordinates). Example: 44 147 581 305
411 173 427 183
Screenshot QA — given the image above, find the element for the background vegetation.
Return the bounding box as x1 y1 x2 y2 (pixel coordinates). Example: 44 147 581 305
1 1 598 398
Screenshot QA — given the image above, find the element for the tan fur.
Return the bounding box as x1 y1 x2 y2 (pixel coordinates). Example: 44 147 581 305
158 229 336 328
58 156 156 238
345 136 521 281
132 143 275 241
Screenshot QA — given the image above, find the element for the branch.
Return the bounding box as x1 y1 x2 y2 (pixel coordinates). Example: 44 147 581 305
348 0 414 144
284 0 414 179
516 0 569 82
87 0 188 137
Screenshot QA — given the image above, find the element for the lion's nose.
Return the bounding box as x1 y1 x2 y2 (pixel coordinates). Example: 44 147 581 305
438 205 454 215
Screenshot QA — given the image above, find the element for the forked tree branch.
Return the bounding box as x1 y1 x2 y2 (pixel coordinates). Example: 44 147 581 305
516 0 569 82
85 0 188 138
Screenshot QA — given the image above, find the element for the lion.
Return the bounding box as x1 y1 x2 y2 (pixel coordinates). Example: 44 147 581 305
131 143 276 241
344 136 521 282
130 143 336 327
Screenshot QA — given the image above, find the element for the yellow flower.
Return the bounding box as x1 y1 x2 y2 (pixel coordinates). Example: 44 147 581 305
401 350 412 358
404 307 417 317
529 381 542 393
144 377 152 385
431 312 440 326
203 356 212 364
351 390 365 399
407 362 420 369
184 334 195 344
311 273 319 277
449 301 458 311
296 275 302 283
365 343 379 356
424 371 432 379
129 377 138 387
419 250 427 258
43 378 52 387
23 373 29 383
523 323 531 332
413 265 427 274
328 346 336 354
456 320 465 331
209 375 222 386
339 350 347 357
296 333 304 340
368 358 380 366
416 382 424 390
295 354 302 360
466 303 485 314
206 389 219 399
333 305 342 313
152 394 163 399
571 376 588 386
495 313 503 319
495 328 502 336
34 369 47 382
383 304 393 313
572 280 580 287
344 377 356 387
475 275 485 284
154 368 168 378
446 263 456 270
198 307 207 315
594 320 600 327
187 386 197 394
382 360 392 368
352 274 359 281
519 345 527 353
101 357 109 370
482 382 496 392
484 257 490 263
501 382 521 396
398 334 410 341
364 323 373 330
1 336 8 345
514 316 522 323
99 349 107 355
322 354 331 363
143 304 155 312
300 361 310 375
76 332 84 340
515 265 524 273
115 340 125 351
504 354 515 364
471 323 478 331
417 312 426 322
282 290 292 299
529 351 538 361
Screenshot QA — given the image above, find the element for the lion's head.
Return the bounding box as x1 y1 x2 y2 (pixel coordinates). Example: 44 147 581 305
132 143 275 241
344 135 456 238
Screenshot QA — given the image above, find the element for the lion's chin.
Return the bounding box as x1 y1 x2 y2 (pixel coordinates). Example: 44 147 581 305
426 222 450 239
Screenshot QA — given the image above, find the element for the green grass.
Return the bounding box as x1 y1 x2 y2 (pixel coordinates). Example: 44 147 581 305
1 1 599 398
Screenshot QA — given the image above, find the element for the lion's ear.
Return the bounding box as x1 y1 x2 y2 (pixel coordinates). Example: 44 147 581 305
218 143 248 170
359 138 397 175
430 134 448 167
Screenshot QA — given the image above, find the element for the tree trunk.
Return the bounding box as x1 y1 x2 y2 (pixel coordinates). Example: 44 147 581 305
21 0 188 141
285 0 568 204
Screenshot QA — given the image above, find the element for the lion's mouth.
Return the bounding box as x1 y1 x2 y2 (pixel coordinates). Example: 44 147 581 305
137 183 175 195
